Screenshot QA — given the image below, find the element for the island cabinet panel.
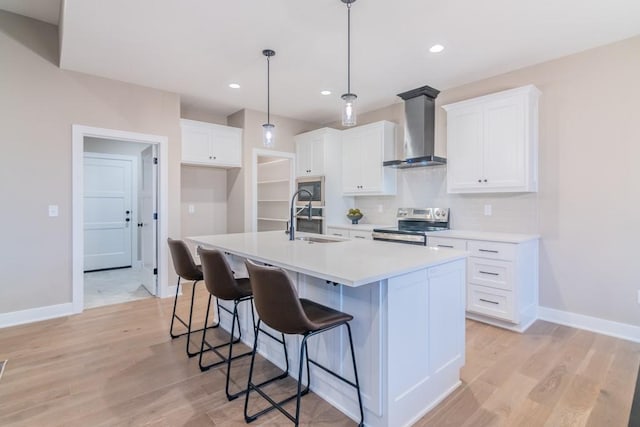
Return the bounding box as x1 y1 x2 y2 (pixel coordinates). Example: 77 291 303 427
387 261 465 427
297 274 384 417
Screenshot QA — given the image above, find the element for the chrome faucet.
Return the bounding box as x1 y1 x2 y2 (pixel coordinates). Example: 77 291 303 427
289 189 313 241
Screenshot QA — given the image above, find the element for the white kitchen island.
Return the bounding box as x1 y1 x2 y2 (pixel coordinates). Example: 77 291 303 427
188 231 467 427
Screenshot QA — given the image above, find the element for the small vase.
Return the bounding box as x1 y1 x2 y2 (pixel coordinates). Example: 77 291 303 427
347 214 363 225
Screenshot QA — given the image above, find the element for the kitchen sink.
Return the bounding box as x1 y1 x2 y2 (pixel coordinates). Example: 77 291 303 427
295 236 345 244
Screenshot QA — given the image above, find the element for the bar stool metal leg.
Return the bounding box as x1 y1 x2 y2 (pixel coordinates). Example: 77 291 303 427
245 322 364 427
244 319 300 424
170 277 219 357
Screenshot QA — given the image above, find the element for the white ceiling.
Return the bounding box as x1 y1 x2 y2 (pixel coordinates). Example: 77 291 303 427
4 0 640 123
0 0 60 25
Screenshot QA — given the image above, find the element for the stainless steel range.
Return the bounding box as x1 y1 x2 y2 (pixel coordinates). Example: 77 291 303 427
372 208 449 245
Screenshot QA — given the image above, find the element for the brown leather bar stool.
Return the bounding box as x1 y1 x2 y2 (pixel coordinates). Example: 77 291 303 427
167 238 212 357
197 247 289 401
243 260 364 427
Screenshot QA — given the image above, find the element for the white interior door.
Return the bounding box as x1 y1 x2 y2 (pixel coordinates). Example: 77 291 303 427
84 155 134 271
141 145 158 295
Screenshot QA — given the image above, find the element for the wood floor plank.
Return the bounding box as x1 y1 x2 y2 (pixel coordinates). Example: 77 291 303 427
1 295 639 427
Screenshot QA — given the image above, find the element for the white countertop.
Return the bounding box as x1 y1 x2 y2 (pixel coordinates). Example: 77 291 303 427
188 231 467 287
327 223 394 231
427 229 540 243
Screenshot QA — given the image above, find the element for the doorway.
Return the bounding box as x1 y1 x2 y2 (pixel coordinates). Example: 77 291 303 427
252 149 295 232
72 125 169 314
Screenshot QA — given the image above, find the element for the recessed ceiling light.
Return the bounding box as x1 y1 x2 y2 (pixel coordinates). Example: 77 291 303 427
228 83 240 89
320 90 332 96
429 44 445 53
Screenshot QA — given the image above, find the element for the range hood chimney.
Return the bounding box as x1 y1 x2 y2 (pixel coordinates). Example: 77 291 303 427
383 85 446 168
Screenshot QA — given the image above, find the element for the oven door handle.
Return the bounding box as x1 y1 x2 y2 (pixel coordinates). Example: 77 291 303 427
372 232 426 244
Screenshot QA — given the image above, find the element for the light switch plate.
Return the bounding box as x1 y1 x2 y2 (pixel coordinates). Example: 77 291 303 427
188 204 195 214
484 204 492 216
48 205 59 217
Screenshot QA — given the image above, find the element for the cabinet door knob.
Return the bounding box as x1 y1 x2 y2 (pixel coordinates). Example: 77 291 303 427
484 179 487 182
478 179 482 183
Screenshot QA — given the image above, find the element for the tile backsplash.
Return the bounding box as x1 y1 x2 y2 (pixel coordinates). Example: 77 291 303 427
354 166 539 233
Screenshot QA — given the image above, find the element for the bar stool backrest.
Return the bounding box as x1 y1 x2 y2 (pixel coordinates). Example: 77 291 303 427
245 260 315 334
197 247 245 301
167 238 202 281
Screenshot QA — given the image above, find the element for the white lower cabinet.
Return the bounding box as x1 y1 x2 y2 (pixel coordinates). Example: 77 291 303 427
428 234 538 332
326 227 372 240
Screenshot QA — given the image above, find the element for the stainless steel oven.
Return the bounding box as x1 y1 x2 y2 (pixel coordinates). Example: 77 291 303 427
372 208 450 245
295 176 325 207
295 206 324 234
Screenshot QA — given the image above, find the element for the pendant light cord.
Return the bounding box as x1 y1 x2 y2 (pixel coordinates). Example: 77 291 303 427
267 55 271 123
347 2 351 94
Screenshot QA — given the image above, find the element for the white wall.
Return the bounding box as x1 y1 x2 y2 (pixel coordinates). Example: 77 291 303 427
180 165 228 237
0 11 181 314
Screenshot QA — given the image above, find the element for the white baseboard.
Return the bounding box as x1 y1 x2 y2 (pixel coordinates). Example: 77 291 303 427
538 306 640 343
0 303 74 329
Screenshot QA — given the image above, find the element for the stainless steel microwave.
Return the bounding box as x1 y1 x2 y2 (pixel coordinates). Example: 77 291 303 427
295 176 325 207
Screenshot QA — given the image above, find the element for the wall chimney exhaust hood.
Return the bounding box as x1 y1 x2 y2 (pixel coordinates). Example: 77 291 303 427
383 85 446 169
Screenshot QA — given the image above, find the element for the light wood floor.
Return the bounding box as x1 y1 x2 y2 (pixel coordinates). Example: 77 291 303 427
1 284 639 426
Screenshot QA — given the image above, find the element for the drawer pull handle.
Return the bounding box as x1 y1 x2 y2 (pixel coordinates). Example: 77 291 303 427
479 249 499 253
353 236 366 239
479 270 499 276
479 298 499 305
438 244 454 248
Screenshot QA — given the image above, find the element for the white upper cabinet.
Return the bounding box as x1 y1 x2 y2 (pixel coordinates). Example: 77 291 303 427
180 119 242 168
443 85 540 193
341 120 396 196
294 128 327 177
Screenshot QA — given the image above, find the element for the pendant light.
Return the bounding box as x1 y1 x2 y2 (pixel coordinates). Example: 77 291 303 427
341 0 357 127
262 49 276 147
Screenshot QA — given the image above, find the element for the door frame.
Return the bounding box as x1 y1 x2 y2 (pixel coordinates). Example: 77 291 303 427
83 152 138 272
72 125 169 313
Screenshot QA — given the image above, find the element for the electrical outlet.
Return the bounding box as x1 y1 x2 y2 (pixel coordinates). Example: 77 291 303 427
484 204 492 216
48 205 59 217
377 204 383 213
188 204 195 214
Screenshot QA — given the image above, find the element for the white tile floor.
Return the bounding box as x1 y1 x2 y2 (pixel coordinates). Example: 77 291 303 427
84 267 153 309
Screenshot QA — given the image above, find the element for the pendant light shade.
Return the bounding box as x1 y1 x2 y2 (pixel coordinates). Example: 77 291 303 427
262 49 276 147
341 0 357 127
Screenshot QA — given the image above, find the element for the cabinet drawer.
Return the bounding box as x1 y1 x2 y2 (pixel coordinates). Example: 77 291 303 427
350 230 372 240
326 228 347 238
467 240 515 261
467 284 516 323
428 236 466 250
468 257 513 291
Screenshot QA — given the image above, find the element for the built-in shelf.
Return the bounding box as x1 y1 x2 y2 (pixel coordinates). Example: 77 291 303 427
257 155 292 232
257 179 289 185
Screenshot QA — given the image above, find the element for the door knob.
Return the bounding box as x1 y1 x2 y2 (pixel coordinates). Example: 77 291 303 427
125 210 130 214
